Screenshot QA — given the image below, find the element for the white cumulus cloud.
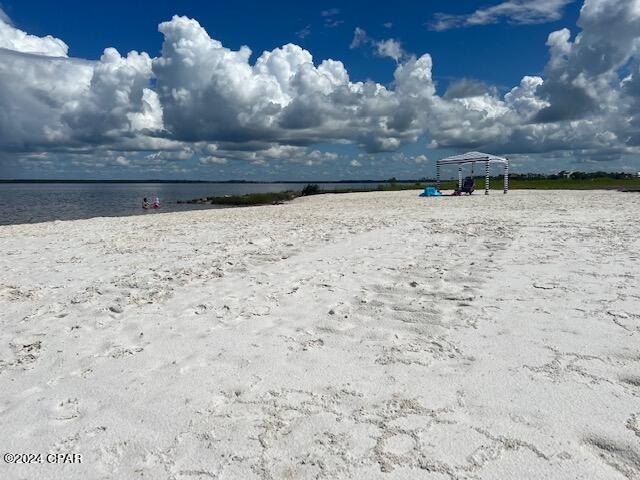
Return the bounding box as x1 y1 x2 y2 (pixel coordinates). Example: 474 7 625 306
0 15 68 56
1 1 640 173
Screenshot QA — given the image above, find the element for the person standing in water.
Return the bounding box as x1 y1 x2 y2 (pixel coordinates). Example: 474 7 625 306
153 196 160 209
142 197 150 209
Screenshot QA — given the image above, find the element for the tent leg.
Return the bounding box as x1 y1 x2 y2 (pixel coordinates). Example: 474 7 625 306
436 163 440 190
504 160 509 194
458 167 462 190
485 161 490 195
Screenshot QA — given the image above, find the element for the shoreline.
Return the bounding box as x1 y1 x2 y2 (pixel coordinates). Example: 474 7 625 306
1 187 638 228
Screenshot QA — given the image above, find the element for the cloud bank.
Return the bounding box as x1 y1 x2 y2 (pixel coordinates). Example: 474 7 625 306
1 0 640 174
430 0 574 31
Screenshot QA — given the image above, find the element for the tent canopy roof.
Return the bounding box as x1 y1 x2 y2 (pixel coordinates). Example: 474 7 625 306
437 151 508 165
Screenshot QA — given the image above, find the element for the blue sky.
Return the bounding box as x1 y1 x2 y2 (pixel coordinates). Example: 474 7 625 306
1 0 639 180
3 0 580 90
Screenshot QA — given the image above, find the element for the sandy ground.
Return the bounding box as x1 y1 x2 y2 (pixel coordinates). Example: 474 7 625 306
0 190 639 480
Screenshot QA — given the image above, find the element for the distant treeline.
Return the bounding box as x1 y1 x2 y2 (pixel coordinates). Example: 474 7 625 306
1 171 637 184
509 171 638 180
0 178 424 184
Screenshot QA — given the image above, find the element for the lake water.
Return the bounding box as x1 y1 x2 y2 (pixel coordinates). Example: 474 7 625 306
0 182 385 226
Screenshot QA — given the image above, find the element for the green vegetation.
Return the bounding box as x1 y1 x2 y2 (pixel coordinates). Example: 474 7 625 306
178 182 430 206
178 191 298 206
315 182 427 193
500 177 640 190
177 174 640 206
440 176 640 190
300 184 320 196
326 173 640 193
398 176 640 191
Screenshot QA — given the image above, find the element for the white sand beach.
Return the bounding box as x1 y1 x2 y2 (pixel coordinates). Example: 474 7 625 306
1 189 639 479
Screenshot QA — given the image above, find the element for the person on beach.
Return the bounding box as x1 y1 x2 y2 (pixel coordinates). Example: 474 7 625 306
153 196 160 209
142 197 150 209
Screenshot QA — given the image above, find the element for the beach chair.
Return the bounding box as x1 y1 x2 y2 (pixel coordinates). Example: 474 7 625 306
460 177 475 194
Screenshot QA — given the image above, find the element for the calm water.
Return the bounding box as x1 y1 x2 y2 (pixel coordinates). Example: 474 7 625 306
0 183 380 226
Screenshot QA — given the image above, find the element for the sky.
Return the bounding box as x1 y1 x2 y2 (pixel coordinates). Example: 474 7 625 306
0 0 639 180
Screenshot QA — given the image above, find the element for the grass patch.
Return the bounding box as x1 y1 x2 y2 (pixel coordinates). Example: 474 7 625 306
440 177 640 190
178 177 640 206
317 177 640 192
401 177 640 191
506 177 640 189
178 191 298 206
178 183 432 206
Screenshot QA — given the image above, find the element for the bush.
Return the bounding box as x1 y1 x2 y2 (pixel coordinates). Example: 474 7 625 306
301 184 320 196
202 191 298 206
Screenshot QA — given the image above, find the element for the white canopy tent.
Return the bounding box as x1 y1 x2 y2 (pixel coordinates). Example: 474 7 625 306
436 151 509 195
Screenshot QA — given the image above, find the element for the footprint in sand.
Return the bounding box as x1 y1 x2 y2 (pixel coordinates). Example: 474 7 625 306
96 344 144 359
194 303 209 315
1 340 43 372
583 435 640 478
0 284 35 301
620 375 640 388
607 310 640 332
627 414 640 438
381 432 416 457
301 338 324 351
52 397 82 421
